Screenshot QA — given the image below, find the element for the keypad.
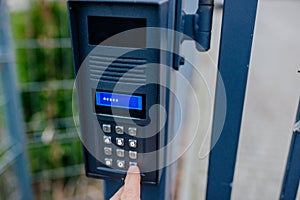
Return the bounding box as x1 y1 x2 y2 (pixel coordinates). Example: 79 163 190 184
101 123 140 169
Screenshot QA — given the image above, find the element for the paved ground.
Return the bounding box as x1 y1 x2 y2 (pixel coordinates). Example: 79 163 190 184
177 0 300 199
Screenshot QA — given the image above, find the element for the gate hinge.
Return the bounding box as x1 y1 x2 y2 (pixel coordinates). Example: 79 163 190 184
182 2 214 51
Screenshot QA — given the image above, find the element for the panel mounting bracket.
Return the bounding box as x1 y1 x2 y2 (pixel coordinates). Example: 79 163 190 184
182 1 213 51
174 0 214 69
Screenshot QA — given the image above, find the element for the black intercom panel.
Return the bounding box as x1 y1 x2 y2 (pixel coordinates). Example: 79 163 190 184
68 0 213 185
68 0 172 185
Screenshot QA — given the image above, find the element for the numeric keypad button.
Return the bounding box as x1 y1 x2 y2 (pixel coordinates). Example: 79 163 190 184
116 138 124 147
103 136 112 145
115 126 124 135
129 151 137 160
116 149 125 157
102 124 111 133
128 127 137 136
129 139 137 148
105 158 112 167
117 160 125 169
129 162 137 167
104 147 112 156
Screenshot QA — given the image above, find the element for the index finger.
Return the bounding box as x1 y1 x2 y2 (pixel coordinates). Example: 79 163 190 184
121 166 141 200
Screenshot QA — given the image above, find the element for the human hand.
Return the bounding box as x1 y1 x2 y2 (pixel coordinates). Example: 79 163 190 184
110 166 141 200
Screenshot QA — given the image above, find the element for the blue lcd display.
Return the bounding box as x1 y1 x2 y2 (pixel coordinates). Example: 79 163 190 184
96 91 143 110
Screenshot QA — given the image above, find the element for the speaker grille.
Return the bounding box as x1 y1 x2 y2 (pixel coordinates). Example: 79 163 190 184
89 55 146 85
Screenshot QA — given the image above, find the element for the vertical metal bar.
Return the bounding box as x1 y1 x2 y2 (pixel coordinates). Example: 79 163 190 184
206 0 258 199
0 1 33 199
280 99 300 200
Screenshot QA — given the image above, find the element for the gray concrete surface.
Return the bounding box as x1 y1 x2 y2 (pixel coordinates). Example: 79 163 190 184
176 0 300 199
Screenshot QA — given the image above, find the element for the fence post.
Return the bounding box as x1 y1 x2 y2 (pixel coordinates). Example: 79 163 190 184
0 0 33 199
206 0 258 199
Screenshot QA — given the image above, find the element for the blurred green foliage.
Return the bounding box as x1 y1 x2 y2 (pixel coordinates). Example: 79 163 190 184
10 0 83 179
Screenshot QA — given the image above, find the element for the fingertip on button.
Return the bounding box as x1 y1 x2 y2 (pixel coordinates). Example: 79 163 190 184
129 162 137 167
128 165 140 173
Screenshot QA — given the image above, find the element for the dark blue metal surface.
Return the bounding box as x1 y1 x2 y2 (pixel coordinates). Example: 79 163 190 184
280 99 300 200
206 0 258 199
